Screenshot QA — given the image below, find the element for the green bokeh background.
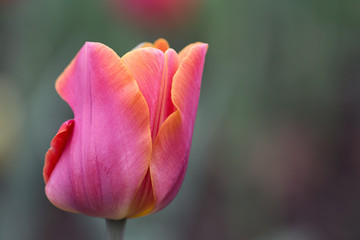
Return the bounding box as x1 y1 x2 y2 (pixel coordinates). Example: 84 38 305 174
1 0 360 239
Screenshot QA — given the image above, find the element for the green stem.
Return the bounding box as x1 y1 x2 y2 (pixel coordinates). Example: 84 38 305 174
106 218 127 240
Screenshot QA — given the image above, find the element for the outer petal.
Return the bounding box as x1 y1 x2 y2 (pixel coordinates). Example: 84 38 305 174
43 119 74 183
150 43 208 212
45 42 152 219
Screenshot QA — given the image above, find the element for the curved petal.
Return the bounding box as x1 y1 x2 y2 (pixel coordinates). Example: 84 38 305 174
122 47 169 139
153 49 179 137
43 119 74 183
45 42 152 219
150 43 208 212
178 42 201 61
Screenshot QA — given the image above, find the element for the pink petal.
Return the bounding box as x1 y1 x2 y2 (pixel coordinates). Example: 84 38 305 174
122 47 178 140
45 42 152 219
150 43 208 212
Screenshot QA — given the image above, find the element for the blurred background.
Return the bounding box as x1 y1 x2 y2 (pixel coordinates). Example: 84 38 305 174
1 0 360 239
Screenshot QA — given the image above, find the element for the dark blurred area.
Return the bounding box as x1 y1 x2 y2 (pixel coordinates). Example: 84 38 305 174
1 0 360 239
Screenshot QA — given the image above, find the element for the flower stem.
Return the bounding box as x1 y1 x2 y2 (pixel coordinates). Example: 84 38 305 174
106 219 127 240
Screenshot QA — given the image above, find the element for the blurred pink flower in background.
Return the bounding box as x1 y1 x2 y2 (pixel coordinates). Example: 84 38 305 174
111 0 203 30
43 39 208 220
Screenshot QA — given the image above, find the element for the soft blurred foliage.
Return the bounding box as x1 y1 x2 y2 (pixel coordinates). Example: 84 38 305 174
1 0 360 239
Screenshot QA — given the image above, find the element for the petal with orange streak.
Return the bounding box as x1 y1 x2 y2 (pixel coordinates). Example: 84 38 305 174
126 48 180 218
122 47 167 139
45 42 152 220
150 43 208 212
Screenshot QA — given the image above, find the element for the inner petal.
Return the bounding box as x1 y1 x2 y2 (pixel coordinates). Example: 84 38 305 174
127 169 154 218
153 38 170 53
151 49 178 140
122 48 179 140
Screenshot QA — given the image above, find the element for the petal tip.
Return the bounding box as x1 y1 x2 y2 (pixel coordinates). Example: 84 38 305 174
154 38 170 53
193 42 209 54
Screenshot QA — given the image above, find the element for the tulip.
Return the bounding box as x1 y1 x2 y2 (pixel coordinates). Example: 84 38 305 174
43 39 208 221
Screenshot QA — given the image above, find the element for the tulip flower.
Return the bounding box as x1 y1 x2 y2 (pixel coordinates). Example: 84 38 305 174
43 38 208 228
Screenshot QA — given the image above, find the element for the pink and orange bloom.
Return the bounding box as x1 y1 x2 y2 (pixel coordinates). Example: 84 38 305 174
43 39 208 219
